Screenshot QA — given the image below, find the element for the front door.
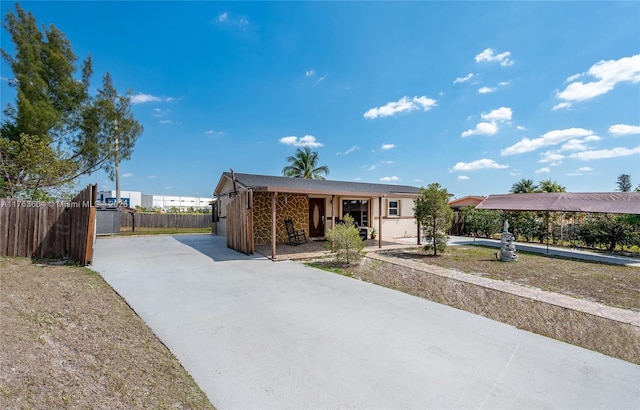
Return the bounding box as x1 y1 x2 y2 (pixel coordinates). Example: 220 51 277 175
308 198 325 237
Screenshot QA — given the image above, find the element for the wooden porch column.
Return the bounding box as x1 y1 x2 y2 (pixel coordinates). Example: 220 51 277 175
271 192 277 260
378 196 382 248
331 195 335 229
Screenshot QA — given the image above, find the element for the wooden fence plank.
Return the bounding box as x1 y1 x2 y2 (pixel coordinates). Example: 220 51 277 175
0 184 97 265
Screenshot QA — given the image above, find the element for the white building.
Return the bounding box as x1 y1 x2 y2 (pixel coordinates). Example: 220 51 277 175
97 190 211 212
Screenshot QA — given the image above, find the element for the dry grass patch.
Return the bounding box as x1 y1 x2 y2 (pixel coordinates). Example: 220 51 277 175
382 245 640 311
0 257 214 409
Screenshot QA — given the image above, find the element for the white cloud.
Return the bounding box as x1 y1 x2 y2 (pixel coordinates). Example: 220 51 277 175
569 146 640 161
475 48 514 67
457 176 470 180
498 81 511 86
552 102 572 110
381 143 396 150
568 166 595 176
148 175 158 179
364 96 437 119
131 93 166 104
380 176 400 182
337 146 359 155
555 54 640 108
450 158 509 172
538 151 565 163
122 172 134 178
517 125 527 131
205 130 214 135
279 135 323 148
364 164 377 171
159 120 172 124
535 167 550 174
164 186 173 190
453 73 474 84
461 122 498 138
153 108 170 117
478 86 496 94
218 12 248 26
305 69 315 77
560 139 592 152
501 128 594 155
314 74 328 86
381 160 394 164
481 107 512 122
609 124 640 136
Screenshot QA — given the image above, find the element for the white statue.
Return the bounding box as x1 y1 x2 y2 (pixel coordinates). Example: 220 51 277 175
500 219 518 262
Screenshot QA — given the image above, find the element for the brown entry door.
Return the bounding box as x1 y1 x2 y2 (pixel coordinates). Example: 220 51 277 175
308 198 325 237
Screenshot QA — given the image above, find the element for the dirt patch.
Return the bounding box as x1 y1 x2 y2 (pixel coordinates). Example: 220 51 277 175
0 257 214 409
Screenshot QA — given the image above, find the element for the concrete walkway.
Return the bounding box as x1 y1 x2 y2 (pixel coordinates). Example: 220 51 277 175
92 235 640 409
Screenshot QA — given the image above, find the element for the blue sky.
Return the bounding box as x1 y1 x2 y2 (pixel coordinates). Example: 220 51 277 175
2 1 639 199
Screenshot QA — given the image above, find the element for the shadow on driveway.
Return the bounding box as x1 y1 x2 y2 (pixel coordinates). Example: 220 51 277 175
171 234 266 262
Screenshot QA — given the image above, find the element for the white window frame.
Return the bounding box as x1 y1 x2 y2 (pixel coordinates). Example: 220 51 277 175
387 199 400 217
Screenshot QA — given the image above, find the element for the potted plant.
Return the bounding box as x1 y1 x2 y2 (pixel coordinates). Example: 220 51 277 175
370 227 377 239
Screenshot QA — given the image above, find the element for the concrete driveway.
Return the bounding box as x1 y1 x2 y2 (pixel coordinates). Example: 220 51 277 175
92 235 640 409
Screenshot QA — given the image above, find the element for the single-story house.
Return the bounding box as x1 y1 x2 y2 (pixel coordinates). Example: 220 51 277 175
448 195 485 236
212 171 421 257
449 195 485 211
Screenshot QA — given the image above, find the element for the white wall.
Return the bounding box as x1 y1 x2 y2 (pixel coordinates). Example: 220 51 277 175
97 190 211 211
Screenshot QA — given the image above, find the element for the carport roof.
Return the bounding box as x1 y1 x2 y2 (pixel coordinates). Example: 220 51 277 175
215 172 420 197
476 192 640 214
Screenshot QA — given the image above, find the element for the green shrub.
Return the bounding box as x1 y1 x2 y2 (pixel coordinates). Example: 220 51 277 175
325 214 365 265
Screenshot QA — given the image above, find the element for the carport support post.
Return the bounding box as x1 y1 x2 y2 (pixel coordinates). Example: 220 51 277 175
271 192 277 260
378 196 382 248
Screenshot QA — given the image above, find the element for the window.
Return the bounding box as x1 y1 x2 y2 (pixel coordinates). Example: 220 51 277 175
342 200 368 227
388 200 400 217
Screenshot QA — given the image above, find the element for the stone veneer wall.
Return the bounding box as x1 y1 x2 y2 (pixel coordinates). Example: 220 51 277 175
253 192 309 245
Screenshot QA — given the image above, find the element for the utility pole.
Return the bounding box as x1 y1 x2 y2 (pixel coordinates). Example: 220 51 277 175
115 118 121 207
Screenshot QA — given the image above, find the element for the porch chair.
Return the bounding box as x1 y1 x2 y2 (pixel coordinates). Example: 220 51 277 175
285 219 307 245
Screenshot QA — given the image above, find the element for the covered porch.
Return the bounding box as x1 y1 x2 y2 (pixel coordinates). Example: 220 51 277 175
254 236 419 261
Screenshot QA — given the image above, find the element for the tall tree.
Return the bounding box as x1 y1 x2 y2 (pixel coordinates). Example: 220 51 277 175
0 4 142 198
510 178 537 193
413 183 454 256
282 147 329 179
616 174 632 192
537 179 566 193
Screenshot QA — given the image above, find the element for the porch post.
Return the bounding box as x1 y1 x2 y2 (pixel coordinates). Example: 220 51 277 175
331 195 335 229
271 192 277 260
378 196 382 248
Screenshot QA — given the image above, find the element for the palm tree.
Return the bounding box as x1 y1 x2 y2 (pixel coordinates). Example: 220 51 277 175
538 179 566 193
282 147 329 179
510 178 538 193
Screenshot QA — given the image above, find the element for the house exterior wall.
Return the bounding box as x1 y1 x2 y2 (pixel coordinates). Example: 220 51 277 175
212 174 419 242
253 192 308 245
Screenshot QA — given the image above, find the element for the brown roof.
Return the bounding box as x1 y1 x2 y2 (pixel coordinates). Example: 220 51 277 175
215 172 420 198
476 192 640 214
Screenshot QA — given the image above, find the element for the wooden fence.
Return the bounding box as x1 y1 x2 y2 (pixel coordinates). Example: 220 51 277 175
226 190 253 255
120 213 211 229
0 184 97 265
